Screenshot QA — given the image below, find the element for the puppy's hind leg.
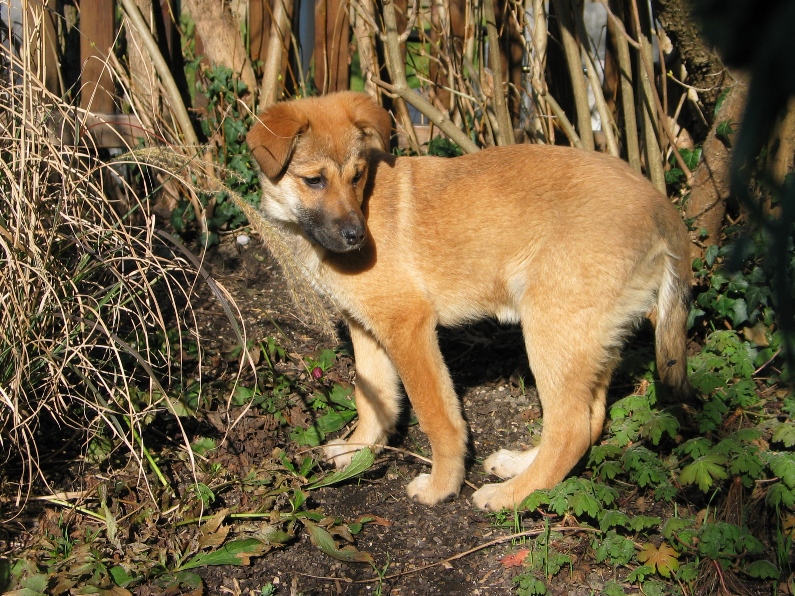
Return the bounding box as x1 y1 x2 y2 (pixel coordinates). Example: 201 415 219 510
481 353 614 481
324 318 401 468
474 320 610 511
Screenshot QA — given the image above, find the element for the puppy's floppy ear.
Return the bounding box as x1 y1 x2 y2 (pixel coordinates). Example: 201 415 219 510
345 92 393 151
247 103 308 179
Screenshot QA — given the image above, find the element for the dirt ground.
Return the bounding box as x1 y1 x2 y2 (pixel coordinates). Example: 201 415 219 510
190 238 641 596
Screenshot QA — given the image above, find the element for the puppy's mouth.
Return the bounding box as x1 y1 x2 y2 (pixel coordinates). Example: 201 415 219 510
299 209 367 253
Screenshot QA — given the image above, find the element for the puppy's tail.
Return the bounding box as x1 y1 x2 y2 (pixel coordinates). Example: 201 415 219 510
654 249 694 401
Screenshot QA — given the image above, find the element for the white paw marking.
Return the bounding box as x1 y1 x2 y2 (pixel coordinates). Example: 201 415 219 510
471 482 517 511
482 447 539 479
323 439 359 469
406 473 458 506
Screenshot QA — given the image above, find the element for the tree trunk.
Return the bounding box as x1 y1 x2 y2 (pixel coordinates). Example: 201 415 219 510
182 0 257 99
652 0 729 118
684 79 747 250
769 97 795 189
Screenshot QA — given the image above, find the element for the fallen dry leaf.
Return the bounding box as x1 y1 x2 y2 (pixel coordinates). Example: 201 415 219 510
636 542 679 578
500 549 530 567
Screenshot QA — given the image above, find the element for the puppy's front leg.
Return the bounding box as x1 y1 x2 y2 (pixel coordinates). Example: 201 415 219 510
324 318 401 468
382 311 468 506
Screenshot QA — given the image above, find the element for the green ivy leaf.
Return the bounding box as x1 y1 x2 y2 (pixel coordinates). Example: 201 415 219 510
772 423 795 447
680 147 702 170
705 244 720 268
745 560 780 580
306 447 375 490
716 120 734 146
315 410 357 434
594 531 635 565
730 298 749 327
679 454 729 491
599 510 630 532
289 426 322 447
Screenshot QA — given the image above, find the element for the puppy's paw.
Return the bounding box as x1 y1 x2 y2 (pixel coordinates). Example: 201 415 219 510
471 482 520 512
323 439 359 469
406 473 459 506
483 447 539 479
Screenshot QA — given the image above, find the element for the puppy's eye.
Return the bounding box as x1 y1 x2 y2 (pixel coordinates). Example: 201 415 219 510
352 171 363 185
303 175 325 189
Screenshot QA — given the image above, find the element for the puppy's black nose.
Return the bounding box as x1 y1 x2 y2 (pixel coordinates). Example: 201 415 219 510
342 226 365 246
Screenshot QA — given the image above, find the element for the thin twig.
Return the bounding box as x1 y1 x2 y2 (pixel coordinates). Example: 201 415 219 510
609 0 641 170
304 525 602 584
630 0 692 183
539 88 585 149
482 0 514 145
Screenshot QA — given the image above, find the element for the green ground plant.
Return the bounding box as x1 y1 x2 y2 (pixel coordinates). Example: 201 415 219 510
506 227 795 594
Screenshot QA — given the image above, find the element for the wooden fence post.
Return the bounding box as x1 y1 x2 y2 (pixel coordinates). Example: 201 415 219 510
79 0 115 112
314 0 350 93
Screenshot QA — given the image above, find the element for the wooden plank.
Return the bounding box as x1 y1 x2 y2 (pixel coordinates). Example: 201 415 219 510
80 113 145 148
249 0 271 64
55 112 144 148
313 0 350 93
79 0 115 112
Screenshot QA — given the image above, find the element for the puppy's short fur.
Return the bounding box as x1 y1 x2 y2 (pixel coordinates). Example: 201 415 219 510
247 92 692 511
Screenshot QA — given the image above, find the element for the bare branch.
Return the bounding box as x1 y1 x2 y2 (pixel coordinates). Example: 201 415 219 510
482 0 515 145
380 0 421 152
552 0 595 150
373 78 481 154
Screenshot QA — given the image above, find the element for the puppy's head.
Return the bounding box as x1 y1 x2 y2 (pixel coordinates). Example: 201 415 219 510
247 92 392 253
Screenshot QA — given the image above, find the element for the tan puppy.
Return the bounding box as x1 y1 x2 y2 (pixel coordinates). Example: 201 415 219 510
246 91 692 511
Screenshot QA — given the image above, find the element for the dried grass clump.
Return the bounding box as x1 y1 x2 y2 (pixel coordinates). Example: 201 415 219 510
0 34 235 507
115 147 339 341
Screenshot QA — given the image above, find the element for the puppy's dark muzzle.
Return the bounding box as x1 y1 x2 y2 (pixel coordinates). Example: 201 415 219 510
301 209 367 253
